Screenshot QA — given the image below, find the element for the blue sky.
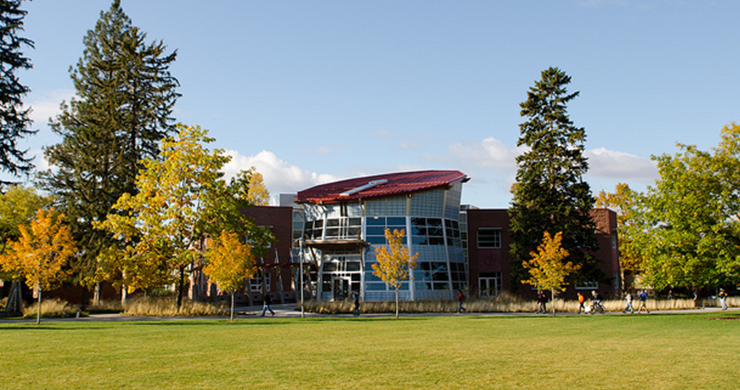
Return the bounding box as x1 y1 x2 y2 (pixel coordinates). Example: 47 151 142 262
7 0 740 208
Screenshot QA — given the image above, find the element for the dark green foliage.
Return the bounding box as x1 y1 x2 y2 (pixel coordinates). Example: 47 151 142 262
630 123 740 290
509 67 599 291
0 0 35 183
37 0 179 285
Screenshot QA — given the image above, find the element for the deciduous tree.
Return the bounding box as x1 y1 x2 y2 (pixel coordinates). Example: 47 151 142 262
0 208 76 324
372 228 418 319
0 185 50 312
595 183 646 289
522 231 580 315
99 124 272 307
0 0 36 183
0 185 50 246
204 230 256 321
509 67 598 292
631 123 740 290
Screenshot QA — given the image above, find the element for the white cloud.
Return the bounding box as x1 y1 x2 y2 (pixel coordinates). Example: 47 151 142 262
435 137 519 171
222 150 338 196
27 89 75 126
314 146 332 155
585 147 658 184
398 141 419 150
372 130 395 139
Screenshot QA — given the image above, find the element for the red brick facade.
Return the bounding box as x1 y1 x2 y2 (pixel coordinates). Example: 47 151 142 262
466 208 620 299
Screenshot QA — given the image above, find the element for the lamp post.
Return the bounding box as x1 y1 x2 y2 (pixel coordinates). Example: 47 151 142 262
299 238 304 318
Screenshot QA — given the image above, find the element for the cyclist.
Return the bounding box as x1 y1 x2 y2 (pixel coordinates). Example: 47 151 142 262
590 290 604 314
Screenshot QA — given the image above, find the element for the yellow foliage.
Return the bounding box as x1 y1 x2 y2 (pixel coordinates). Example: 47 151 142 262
523 231 579 292
203 230 256 294
247 171 270 206
0 208 76 292
372 229 418 291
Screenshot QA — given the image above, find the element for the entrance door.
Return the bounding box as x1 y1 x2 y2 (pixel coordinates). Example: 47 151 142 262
479 277 500 298
332 276 350 301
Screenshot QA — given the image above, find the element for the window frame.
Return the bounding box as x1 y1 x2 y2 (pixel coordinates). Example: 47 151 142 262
477 228 502 248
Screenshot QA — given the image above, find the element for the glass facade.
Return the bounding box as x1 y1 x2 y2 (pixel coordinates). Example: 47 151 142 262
299 184 467 302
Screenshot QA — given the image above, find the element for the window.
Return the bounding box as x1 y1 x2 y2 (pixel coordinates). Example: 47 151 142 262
479 272 502 298
365 216 406 245
247 226 273 248
411 217 445 246
575 280 598 290
249 271 271 292
477 228 501 248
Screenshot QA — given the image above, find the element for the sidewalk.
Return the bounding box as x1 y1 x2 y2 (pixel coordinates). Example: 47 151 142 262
1 304 736 324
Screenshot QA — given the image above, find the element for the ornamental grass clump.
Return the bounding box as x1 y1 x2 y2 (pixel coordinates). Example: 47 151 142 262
23 298 79 319
303 292 713 315
86 300 123 314
122 296 229 317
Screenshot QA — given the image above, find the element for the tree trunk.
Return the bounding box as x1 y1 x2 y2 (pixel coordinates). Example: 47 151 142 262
395 288 400 319
93 282 101 306
121 284 128 306
177 266 185 309
230 292 235 322
36 288 42 325
7 281 22 314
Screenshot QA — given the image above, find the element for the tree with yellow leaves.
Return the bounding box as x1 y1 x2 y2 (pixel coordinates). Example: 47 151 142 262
0 208 77 324
203 230 256 321
372 228 418 319
246 171 270 206
98 124 274 308
522 231 580 315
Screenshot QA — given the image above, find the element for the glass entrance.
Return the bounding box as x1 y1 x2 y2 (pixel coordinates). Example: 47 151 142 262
332 276 351 301
479 273 502 298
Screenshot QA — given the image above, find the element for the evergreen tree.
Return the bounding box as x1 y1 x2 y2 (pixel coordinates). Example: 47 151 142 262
0 0 36 183
38 1 179 291
509 67 598 291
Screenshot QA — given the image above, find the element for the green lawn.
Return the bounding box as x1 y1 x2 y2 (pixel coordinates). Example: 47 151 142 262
2 312 739 389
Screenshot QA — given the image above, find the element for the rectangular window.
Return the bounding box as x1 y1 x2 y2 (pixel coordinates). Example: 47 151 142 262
249 271 271 292
477 228 501 248
575 281 598 290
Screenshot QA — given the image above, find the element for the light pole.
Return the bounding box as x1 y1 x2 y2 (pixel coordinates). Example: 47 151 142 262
299 238 304 318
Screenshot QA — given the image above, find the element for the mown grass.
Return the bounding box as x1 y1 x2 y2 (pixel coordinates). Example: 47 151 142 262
1 312 739 389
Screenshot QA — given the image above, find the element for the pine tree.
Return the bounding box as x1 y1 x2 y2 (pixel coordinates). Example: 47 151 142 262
0 0 36 183
509 67 599 291
38 1 179 291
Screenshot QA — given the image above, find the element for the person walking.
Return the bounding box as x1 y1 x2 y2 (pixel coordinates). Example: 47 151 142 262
719 288 728 311
261 293 275 316
352 291 361 316
636 290 649 314
457 289 467 314
623 291 634 314
577 292 586 314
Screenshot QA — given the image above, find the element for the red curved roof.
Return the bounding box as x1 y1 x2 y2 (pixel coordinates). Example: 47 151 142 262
296 170 468 204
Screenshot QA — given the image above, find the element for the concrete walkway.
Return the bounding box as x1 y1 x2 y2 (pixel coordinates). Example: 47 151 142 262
1 304 737 324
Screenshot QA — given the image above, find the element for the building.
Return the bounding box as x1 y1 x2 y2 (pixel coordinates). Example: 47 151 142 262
295 170 470 302
465 207 621 299
22 170 620 306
